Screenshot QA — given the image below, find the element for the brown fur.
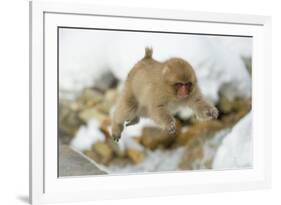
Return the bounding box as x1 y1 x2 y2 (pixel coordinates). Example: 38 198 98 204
111 48 218 141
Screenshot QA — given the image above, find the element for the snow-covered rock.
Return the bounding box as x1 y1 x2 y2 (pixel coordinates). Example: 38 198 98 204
59 29 252 102
212 112 252 169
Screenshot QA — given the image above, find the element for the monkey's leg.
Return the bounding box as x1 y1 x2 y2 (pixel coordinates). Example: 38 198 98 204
148 105 176 136
111 92 138 142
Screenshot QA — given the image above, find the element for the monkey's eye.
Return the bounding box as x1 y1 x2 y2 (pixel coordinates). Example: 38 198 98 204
175 83 184 89
185 82 193 88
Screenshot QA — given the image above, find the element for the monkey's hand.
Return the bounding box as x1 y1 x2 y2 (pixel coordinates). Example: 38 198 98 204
197 105 219 120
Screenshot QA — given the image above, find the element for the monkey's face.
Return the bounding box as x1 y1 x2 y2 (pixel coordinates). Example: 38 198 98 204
174 82 193 99
162 58 197 100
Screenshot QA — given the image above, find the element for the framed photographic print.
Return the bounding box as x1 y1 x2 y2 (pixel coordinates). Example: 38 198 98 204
29 1 271 204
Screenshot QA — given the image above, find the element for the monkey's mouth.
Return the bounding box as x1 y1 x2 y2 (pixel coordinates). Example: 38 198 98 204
177 93 189 99
177 88 190 98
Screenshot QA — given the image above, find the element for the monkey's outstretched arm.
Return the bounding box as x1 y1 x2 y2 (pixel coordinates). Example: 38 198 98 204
187 86 219 120
148 105 176 135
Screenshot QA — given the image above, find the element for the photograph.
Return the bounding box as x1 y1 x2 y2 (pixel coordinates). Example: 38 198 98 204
58 27 253 177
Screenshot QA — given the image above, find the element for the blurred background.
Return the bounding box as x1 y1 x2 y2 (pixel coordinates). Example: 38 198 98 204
58 28 252 177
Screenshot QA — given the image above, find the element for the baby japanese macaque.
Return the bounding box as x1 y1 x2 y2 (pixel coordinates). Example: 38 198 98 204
111 48 218 142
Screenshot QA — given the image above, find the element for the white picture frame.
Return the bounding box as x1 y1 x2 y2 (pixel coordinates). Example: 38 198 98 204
29 1 272 204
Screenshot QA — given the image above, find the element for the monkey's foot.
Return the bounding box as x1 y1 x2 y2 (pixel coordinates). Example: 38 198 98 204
111 123 123 142
112 134 121 142
125 117 140 127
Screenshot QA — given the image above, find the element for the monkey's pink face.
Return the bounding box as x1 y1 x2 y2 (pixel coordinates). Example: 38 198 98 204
175 82 193 99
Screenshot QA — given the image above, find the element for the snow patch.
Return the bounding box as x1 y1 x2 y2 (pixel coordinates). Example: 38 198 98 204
59 29 252 103
212 112 252 169
70 119 105 151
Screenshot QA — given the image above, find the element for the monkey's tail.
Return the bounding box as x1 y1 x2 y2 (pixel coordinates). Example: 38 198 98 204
144 47 153 59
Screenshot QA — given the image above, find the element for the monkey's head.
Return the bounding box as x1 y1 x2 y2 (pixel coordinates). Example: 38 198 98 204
162 58 197 99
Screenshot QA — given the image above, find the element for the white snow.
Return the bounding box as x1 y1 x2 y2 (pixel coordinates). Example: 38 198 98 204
219 38 253 58
212 112 252 169
70 119 105 151
101 147 186 174
59 29 252 102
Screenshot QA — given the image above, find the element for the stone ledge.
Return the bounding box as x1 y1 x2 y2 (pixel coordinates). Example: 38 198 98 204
59 144 106 177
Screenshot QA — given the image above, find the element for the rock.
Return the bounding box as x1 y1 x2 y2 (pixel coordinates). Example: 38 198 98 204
178 141 204 170
77 88 104 107
69 101 83 112
93 70 119 92
95 89 118 114
217 95 233 114
176 120 224 145
221 110 249 127
59 100 84 144
100 118 112 139
140 121 181 150
108 157 131 167
218 96 251 127
140 128 160 150
90 142 114 165
59 144 106 176
217 96 251 115
95 102 112 115
126 149 145 164
107 139 126 158
105 89 118 105
79 107 108 123
59 136 72 145
179 126 230 170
